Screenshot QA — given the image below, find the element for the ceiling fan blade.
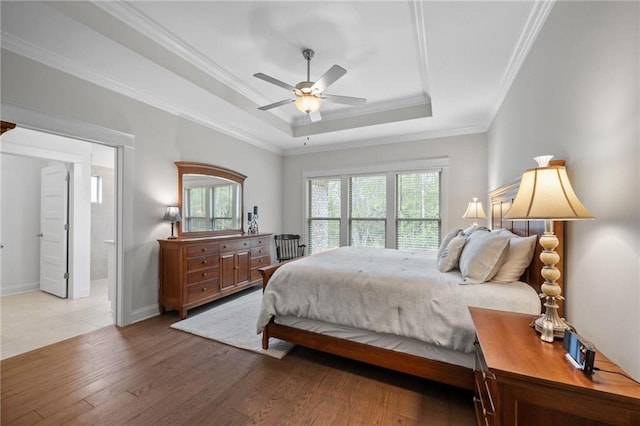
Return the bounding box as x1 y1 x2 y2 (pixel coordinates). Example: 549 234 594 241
308 109 322 122
322 94 367 105
311 65 346 93
258 99 295 111
253 73 296 91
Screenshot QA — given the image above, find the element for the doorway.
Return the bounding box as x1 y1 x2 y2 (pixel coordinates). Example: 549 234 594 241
0 128 116 359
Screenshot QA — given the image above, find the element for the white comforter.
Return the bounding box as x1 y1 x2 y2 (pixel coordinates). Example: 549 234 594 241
257 247 540 353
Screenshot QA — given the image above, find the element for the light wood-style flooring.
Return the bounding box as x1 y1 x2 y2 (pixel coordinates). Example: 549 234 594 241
1 313 475 425
1 279 113 360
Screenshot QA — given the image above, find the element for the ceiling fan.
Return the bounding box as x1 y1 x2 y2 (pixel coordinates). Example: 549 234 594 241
254 48 366 122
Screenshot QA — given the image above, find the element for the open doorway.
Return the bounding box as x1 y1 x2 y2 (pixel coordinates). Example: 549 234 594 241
0 128 116 359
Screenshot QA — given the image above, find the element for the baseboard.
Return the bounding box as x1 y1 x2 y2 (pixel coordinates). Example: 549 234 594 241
125 304 160 326
1 282 39 297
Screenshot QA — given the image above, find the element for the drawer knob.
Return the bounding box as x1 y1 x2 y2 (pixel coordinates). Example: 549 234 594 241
201 248 206 252
202 260 207 264
202 272 207 277
202 287 206 291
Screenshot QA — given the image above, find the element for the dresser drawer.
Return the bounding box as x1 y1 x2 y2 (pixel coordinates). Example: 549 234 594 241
251 254 270 268
251 237 269 248
186 243 219 258
186 254 219 271
220 239 251 252
250 245 269 258
187 266 218 285
186 279 220 302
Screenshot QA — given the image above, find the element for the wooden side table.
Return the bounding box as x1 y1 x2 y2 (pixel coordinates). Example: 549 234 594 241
469 307 640 426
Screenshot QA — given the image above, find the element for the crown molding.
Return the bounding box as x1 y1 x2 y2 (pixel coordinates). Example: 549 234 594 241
92 1 260 105
411 0 431 96
284 124 485 156
483 0 556 129
2 32 281 154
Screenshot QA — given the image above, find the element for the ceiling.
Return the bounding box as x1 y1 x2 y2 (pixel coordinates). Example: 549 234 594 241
1 1 553 155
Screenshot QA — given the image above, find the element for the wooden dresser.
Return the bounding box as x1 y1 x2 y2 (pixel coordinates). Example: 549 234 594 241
158 233 272 318
470 307 640 426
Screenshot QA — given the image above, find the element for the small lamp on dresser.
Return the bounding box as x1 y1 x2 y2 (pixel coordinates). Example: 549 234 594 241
505 155 594 342
462 197 487 227
162 206 181 239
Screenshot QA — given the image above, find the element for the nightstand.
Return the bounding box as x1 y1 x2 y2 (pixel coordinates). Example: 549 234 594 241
469 307 640 426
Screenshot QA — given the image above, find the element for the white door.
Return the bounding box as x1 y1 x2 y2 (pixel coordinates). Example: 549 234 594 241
40 164 69 298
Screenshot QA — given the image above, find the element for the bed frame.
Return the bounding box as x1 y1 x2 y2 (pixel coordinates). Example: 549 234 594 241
258 181 564 390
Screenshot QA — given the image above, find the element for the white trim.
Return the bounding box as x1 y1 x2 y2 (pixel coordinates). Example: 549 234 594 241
482 0 556 128
1 35 282 155
303 157 449 179
285 125 484 156
1 102 134 148
93 1 261 106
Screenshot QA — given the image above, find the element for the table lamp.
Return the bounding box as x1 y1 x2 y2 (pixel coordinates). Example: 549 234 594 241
505 155 594 341
462 197 487 227
162 206 182 239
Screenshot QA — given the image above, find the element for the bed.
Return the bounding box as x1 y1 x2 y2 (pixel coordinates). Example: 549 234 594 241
257 181 564 390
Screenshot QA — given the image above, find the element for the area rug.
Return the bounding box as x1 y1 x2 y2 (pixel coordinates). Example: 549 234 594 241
170 288 294 359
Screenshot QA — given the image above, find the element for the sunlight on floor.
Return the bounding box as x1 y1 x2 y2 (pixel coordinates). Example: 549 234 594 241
0 279 113 360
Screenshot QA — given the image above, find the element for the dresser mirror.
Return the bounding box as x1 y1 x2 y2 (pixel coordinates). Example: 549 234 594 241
176 162 246 237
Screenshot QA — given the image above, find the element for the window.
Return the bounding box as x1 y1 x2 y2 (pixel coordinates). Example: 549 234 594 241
349 175 386 248
308 177 341 253
396 171 441 251
306 160 446 254
91 175 102 204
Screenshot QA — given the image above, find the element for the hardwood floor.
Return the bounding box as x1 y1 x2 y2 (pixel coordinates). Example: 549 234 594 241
1 313 475 425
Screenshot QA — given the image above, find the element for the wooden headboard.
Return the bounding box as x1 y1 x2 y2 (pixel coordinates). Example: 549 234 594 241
489 181 565 317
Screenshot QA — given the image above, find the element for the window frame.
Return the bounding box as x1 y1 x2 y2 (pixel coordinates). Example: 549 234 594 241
304 158 449 252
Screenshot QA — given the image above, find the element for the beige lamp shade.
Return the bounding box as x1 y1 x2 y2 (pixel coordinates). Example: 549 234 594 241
462 198 487 220
505 165 594 221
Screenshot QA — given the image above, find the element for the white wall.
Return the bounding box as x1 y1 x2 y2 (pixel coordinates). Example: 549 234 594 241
282 133 488 239
0 154 48 295
1 50 282 323
487 1 639 379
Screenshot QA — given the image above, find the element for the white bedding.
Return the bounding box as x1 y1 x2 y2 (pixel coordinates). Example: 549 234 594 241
257 246 541 353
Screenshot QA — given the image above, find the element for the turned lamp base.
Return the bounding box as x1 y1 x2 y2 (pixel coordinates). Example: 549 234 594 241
533 296 571 341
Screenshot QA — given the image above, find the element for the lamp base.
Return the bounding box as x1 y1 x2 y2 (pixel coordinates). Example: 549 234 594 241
533 297 571 342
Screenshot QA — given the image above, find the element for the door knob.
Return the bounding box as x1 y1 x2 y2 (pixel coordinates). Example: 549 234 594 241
36 232 43 238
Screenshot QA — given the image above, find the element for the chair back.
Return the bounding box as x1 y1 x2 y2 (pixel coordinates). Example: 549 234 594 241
274 234 306 262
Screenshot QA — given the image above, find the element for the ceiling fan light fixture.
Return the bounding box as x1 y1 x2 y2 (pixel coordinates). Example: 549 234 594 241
295 94 322 113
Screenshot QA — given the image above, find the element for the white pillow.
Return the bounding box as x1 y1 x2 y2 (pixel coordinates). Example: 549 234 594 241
438 228 463 259
437 234 467 272
463 226 490 237
459 231 511 283
492 231 537 283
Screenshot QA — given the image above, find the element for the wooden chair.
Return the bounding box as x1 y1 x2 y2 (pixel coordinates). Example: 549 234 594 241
274 234 306 262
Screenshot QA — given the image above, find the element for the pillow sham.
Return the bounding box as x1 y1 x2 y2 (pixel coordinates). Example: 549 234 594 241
458 231 510 283
437 234 467 272
463 226 490 237
492 231 537 283
438 228 463 259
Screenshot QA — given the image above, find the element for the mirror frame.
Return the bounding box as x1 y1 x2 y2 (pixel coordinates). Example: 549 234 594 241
176 161 246 238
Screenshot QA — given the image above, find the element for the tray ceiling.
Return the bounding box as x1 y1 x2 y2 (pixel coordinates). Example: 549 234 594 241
0 1 554 154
